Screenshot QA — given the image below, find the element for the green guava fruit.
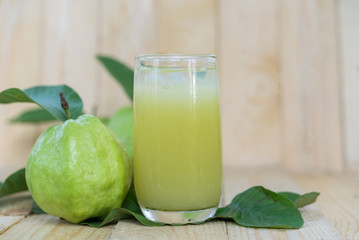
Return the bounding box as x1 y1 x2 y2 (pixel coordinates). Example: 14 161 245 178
107 106 133 160
25 114 132 224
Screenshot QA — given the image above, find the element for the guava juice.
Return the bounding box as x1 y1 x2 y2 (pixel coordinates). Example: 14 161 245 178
134 56 222 214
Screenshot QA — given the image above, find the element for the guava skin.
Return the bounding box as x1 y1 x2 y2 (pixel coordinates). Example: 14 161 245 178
26 114 132 224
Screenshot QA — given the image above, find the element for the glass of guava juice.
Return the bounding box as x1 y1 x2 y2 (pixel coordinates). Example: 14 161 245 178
133 54 222 224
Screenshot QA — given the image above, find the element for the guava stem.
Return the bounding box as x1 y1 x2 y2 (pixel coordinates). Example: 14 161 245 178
60 92 71 120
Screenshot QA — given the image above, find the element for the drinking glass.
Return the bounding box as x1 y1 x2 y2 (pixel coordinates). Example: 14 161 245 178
133 54 222 224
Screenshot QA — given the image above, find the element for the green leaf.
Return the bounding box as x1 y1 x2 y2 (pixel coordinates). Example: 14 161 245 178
0 85 83 122
81 188 163 227
82 186 316 229
279 191 320 208
278 192 299 203
214 186 304 229
107 106 133 159
10 108 57 123
97 55 134 101
0 168 27 198
294 192 320 208
32 201 46 214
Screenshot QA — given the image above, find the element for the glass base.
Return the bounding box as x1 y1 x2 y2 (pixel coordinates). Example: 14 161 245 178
140 206 217 224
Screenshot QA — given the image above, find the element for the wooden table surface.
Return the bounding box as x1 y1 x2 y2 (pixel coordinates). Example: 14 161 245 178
0 166 358 240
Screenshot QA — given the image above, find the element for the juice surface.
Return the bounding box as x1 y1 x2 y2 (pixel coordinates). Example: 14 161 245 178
134 67 222 211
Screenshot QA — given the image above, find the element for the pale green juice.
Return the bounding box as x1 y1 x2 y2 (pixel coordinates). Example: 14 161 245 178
134 67 222 211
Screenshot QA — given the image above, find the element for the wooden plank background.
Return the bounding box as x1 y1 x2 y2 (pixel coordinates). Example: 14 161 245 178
279 0 343 173
0 0 355 176
339 0 359 176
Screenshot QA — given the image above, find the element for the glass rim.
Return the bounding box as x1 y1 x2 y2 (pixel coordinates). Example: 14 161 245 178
135 54 216 61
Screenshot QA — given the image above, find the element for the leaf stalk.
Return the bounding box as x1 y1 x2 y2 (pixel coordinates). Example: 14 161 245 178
60 92 71 120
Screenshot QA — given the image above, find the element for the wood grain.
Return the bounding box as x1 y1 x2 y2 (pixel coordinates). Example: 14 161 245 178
96 0 156 117
0 215 113 240
339 0 359 177
0 166 358 239
223 167 345 239
0 0 352 177
0 0 44 175
109 219 228 240
42 0 99 114
157 0 216 54
0 193 32 216
0 216 24 234
295 174 359 239
279 0 343 173
219 0 281 166
0 166 359 240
